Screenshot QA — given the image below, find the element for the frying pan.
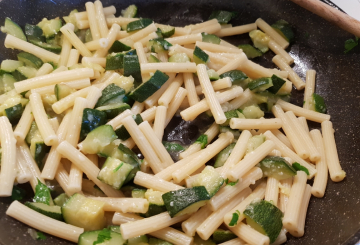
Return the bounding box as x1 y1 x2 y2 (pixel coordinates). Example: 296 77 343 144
0 0 359 244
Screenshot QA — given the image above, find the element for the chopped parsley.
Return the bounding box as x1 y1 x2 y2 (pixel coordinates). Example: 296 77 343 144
93 228 112 245
113 162 124 172
229 210 240 226
225 178 239 186
33 179 52 205
344 36 358 53
292 162 309 175
195 134 208 149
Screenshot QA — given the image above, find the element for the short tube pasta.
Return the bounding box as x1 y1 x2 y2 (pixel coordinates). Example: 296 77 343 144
134 171 184 192
303 70 316 109
230 118 282 130
13 103 33 142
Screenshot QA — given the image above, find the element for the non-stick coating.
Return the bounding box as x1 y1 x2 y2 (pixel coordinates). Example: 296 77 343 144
0 0 359 244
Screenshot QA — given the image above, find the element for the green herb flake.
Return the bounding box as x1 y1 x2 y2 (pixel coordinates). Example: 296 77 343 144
36 231 46 240
93 228 112 245
113 162 124 172
11 185 26 201
229 210 240 226
33 179 52 205
195 134 208 149
225 178 239 186
292 162 310 175
344 36 359 53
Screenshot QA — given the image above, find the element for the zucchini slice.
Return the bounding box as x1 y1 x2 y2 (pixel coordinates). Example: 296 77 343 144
162 186 210 217
214 143 236 168
249 30 270 53
309 93 327 113
193 46 209 65
156 24 175 38
126 18 153 32
246 135 266 154
13 66 37 81
79 125 117 154
96 103 130 119
267 75 286 94
201 33 221 44
17 52 43 69
97 157 134 189
78 228 126 245
37 18 62 38
128 235 148 245
25 24 44 40
259 156 296 180
212 229 237 244
208 10 237 24
54 84 76 100
1 17 26 41
271 19 294 43
248 77 273 92
53 193 69 207
62 194 106 231
142 189 167 217
129 70 169 102
243 200 283 243
123 54 142 87
1 73 17 94
80 108 107 142
219 70 248 87
219 126 241 139
207 69 219 81
121 4 138 18
192 166 224 197
115 114 143 140
148 54 160 63
1 60 23 73
242 104 264 119
31 142 51 170
95 83 126 108
131 188 146 198
147 38 173 53
168 53 190 63
108 40 132 53
25 202 63 221
106 52 125 70
28 37 62 53
238 44 263 59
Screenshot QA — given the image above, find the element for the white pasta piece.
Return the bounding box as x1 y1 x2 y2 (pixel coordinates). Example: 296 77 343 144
93 24 121 57
57 141 124 197
227 222 270 245
131 101 145 114
219 39 239 49
153 106 167 140
210 167 263 211
270 129 294 151
60 23 92 57
158 74 184 107
139 121 174 167
321 120 346 182
16 147 32 184
165 33 202 45
263 130 317 178
66 49 80 67
164 87 188 127
84 39 109 51
276 99 330 123
230 118 282 130
36 63 54 77
172 132 234 183
28 79 91 97
120 212 190 240
278 177 293 214
292 184 312 237
310 129 328 197
268 39 294 64
86 86 102 109
138 32 159 46
140 106 157 122
179 122 219 159
218 238 247 245
215 23 257 37
58 34 73 67
134 42 148 64
195 77 232 95
216 55 247 74
272 229 288 245
94 0 109 38
120 23 157 46
15 68 93 94
141 62 197 73
6 201 84 243
297 116 310 133
190 19 218 31
134 171 184 192
227 88 252 111
182 204 213 236
192 22 221 34
85 2 101 40
265 177 279 206
181 86 243 121
303 70 316 109
52 86 91 114
87 197 149 213
255 18 289 49
106 109 133 129
106 17 139 26
29 93 57 145
113 212 193 245
224 180 266 225
55 163 72 197
282 171 307 232
227 140 275 181
0 117 17 196
195 41 243 53
272 105 309 159
144 73 176 107
197 188 252 240
13 103 33 142
271 68 289 78
4 34 60 63
272 55 305 90
76 6 116 21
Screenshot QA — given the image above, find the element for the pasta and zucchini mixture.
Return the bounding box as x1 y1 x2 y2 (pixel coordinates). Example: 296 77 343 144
0 1 345 245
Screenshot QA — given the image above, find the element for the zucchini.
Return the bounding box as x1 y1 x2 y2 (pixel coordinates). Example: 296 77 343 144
123 54 142 87
219 70 248 87
121 5 138 18
201 33 221 44
156 24 175 38
62 193 106 231
131 188 146 198
271 19 294 43
108 40 132 53
18 52 43 69
63 9 79 32
148 54 160 63
108 225 121 233
97 157 134 189
149 238 173 245
142 189 167 217
222 109 244 126
0 93 28 116
85 29 93 43
13 66 37 80
207 69 219 81
1 17 26 41
168 53 190 63
31 142 51 170
80 108 107 142
26 121 41 144
242 104 264 119
126 18 153 32
208 10 237 24
1 73 17 94
95 83 126 108
116 143 141 184
128 235 148 245
80 125 117 154
4 103 23 125
212 229 237 244
54 84 76 100
115 114 143 140
193 46 209 65
246 135 266 154
238 44 263 59
195 134 208 149
308 93 327 113
193 234 216 245
97 103 130 119
249 30 270 53
106 52 125 70
162 186 210 217
259 156 296 180
25 202 63 221
78 228 126 245
25 24 44 40
110 75 134 94
37 18 62 38
248 77 273 92
1 60 23 72
53 193 69 207
214 143 236 168
267 75 286 94
129 70 169 102
219 126 241 139
28 36 62 53
147 38 173 53
192 166 224 197
243 200 283 243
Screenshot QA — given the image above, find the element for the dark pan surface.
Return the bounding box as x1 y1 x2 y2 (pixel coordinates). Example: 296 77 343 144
0 0 360 244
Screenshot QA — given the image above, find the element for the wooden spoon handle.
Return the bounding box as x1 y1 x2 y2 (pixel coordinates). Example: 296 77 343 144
290 0 360 37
